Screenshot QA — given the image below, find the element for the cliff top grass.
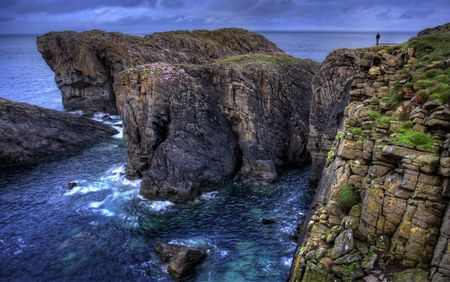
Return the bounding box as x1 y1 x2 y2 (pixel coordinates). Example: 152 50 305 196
403 31 450 103
218 54 304 67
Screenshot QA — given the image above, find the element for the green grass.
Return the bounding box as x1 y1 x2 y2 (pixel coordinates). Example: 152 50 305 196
220 54 302 66
343 262 361 277
384 87 403 107
351 127 362 135
405 32 450 104
395 130 436 150
337 184 360 212
370 111 381 120
379 115 392 125
327 149 335 161
336 130 346 140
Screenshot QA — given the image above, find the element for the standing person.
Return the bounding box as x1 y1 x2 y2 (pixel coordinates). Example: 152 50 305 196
376 33 381 46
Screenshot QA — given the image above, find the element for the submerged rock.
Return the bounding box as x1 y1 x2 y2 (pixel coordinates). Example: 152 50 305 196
66 182 78 190
154 243 206 279
262 218 276 225
0 98 117 168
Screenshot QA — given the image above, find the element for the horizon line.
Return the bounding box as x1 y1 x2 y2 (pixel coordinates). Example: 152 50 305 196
0 29 418 36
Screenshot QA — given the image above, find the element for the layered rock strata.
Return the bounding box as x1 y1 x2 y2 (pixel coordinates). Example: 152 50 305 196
291 24 450 281
114 55 317 202
0 98 117 168
37 29 282 114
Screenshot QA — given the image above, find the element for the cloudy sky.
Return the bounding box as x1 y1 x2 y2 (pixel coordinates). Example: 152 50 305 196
0 0 449 34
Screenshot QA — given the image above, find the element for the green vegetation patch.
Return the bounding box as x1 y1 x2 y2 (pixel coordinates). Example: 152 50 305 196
404 32 450 104
343 262 361 277
219 54 302 66
327 149 335 161
395 130 436 150
351 127 362 135
337 184 360 212
370 111 381 120
384 87 403 107
379 115 392 125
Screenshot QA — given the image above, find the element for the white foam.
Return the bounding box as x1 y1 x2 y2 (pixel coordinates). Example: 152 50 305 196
282 257 293 267
88 201 104 209
99 209 115 217
64 184 108 196
149 201 174 212
113 129 123 139
200 191 219 200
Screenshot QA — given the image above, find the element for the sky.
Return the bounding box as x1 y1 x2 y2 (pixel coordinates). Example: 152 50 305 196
0 0 449 34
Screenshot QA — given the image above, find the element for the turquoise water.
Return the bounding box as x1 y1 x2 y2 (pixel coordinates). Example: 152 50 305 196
0 31 414 281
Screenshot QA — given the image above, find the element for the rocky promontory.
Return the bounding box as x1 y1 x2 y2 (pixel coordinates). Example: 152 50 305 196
38 28 319 202
290 23 450 281
0 98 117 168
37 28 282 114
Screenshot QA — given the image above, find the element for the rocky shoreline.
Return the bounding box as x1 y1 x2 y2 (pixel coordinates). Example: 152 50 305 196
0 98 117 168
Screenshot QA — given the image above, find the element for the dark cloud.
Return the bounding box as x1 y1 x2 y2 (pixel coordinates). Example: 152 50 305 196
0 0 449 33
0 0 151 14
399 9 435 19
376 10 392 20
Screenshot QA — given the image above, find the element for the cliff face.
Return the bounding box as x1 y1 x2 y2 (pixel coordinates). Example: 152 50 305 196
114 55 317 202
38 29 319 202
291 24 450 281
0 98 117 168
37 29 282 114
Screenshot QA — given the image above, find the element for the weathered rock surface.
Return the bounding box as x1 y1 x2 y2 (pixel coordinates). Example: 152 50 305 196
114 56 317 202
291 23 450 282
308 49 359 184
37 28 282 114
154 243 206 279
0 98 117 168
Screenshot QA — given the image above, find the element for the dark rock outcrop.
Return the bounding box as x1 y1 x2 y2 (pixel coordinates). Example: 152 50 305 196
0 98 117 168
114 56 317 202
154 243 206 279
37 28 282 114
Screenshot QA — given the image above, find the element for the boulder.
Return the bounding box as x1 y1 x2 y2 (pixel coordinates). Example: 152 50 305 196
331 229 354 258
154 243 206 279
0 98 117 168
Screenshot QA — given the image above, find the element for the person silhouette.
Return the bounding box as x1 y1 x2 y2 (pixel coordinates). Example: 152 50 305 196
376 33 381 46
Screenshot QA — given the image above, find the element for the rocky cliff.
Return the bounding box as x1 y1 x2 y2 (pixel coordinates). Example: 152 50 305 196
291 24 450 281
37 28 282 114
0 98 117 168
38 29 319 202
114 55 317 202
